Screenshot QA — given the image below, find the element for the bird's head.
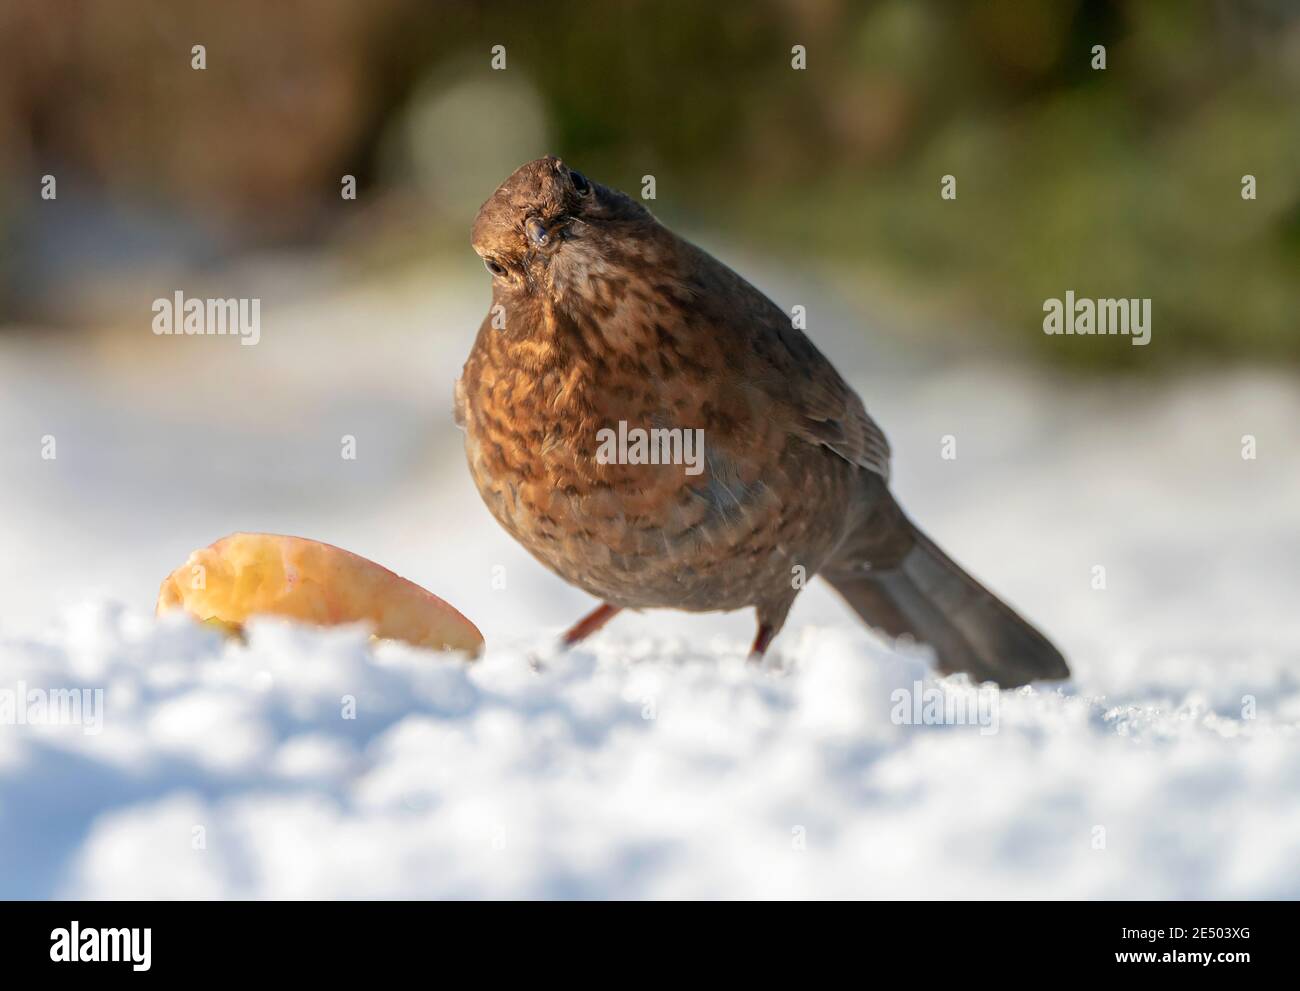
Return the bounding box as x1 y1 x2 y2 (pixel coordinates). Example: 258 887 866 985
470 156 654 303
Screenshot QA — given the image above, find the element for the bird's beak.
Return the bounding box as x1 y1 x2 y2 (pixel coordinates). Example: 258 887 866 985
525 216 550 248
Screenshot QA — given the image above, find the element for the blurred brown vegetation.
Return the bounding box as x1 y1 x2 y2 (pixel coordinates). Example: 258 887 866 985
0 0 1296 369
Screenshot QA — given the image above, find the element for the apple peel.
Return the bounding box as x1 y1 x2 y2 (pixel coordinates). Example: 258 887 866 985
157 532 483 655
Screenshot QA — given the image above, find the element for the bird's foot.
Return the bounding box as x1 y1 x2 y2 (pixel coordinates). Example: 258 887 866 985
560 603 622 648
747 623 776 664
527 603 624 673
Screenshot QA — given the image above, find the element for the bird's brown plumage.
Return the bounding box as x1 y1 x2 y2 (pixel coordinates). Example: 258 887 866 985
456 157 1069 686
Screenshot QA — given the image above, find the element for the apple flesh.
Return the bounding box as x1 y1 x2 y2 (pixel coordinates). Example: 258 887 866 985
157 532 484 655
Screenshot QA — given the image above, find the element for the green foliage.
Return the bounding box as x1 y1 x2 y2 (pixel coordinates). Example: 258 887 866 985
399 0 1297 369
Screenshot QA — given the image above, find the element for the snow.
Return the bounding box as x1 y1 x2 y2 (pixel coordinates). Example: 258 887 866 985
2 606 1298 899
2 256 1298 898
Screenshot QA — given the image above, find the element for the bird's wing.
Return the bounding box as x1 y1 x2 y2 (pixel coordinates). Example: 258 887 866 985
765 315 891 479
693 250 891 479
790 369 894 478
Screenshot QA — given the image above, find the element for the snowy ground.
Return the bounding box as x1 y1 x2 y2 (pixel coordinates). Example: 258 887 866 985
1 253 1298 898
4 610 1299 899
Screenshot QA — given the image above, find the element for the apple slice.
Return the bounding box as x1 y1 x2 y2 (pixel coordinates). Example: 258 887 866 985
157 532 483 655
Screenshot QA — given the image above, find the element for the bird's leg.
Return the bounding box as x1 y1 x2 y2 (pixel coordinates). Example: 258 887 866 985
748 598 793 664
560 603 622 648
747 623 777 664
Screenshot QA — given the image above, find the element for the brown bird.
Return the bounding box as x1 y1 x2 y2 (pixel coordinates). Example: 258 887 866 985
455 157 1068 686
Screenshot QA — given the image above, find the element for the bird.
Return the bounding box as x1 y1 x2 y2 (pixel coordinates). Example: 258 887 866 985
455 156 1069 687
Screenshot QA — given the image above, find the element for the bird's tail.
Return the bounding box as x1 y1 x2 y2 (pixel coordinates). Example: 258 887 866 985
824 498 1069 687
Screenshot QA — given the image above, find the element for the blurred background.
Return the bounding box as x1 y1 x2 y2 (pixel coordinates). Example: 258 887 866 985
0 0 1297 667
2 0 1297 361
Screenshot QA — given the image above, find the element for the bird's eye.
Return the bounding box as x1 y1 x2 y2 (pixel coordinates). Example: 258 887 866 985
569 170 591 195
483 258 507 277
